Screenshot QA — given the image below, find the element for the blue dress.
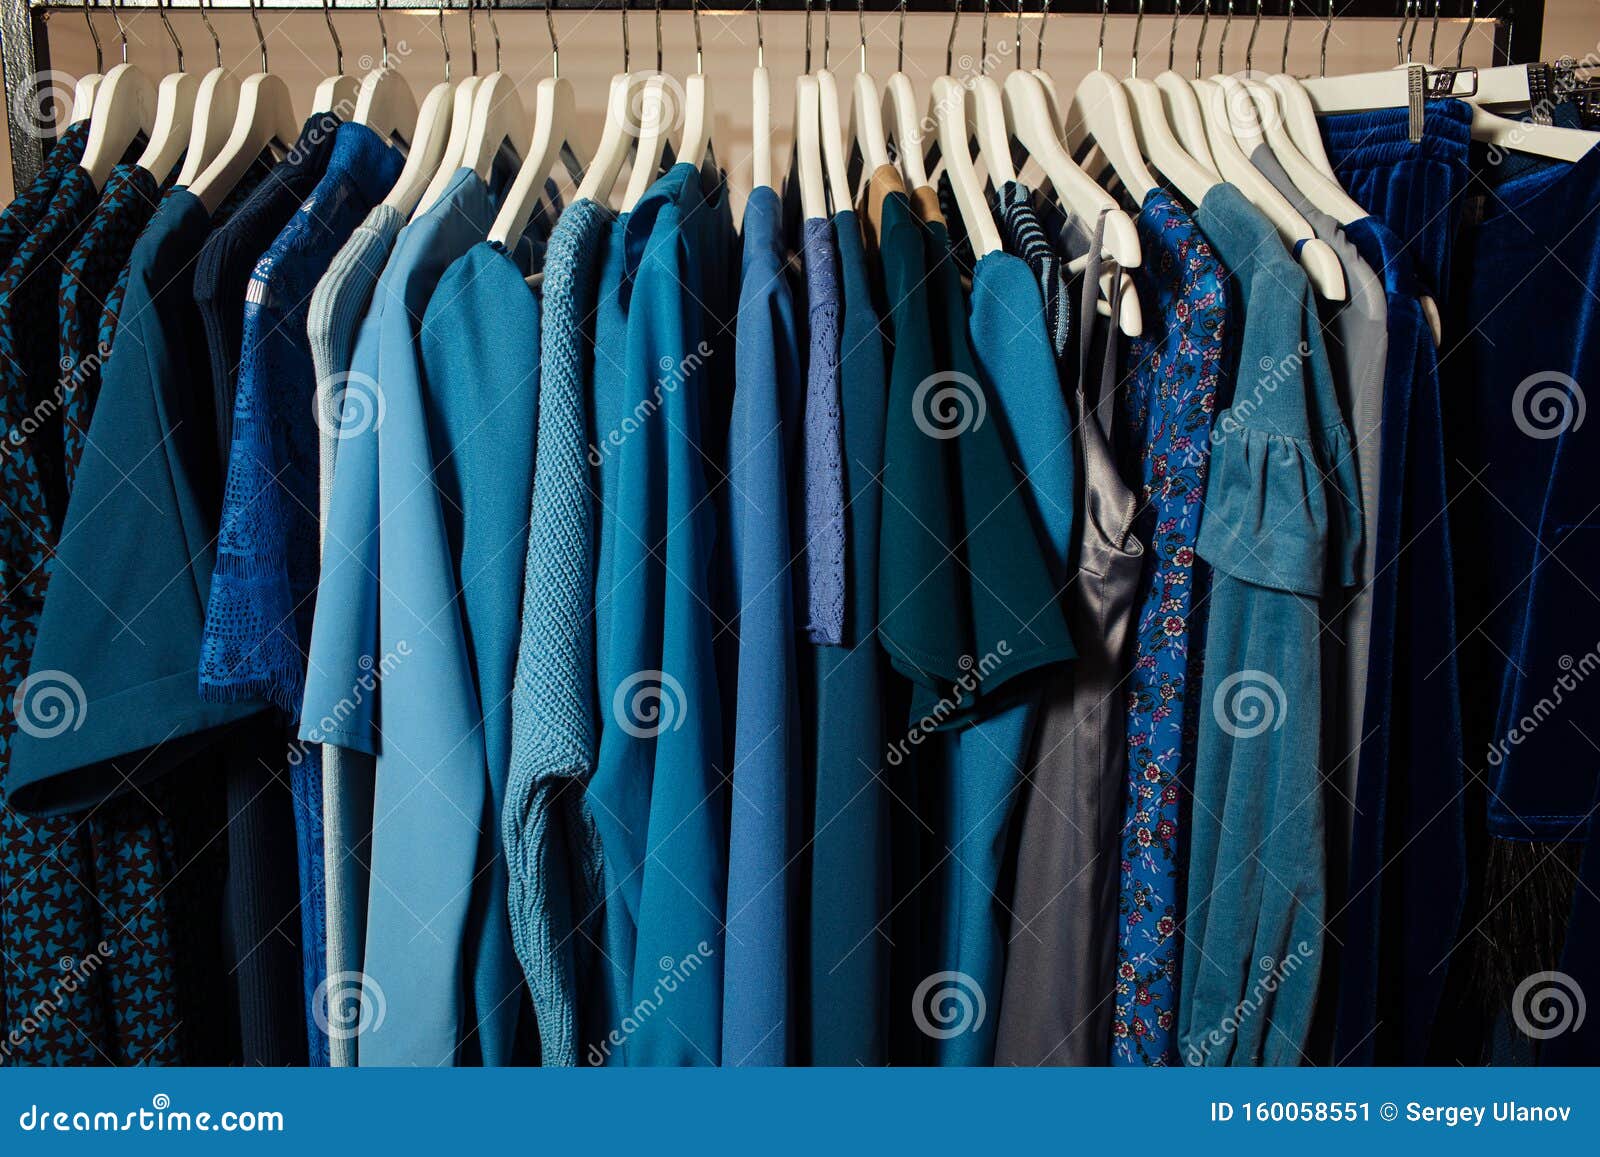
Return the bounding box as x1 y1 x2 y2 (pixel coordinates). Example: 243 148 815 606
1112 188 1230 1067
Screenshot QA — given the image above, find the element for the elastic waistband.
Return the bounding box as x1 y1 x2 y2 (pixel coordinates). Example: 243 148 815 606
1319 97 1474 169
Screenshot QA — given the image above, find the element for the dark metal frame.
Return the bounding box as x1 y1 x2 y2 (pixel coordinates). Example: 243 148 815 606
1 0 1540 191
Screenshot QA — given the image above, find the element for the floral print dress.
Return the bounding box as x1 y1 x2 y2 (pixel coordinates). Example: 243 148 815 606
1112 189 1229 1066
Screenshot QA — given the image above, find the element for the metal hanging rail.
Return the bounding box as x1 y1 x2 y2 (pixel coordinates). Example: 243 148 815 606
2 0 1539 190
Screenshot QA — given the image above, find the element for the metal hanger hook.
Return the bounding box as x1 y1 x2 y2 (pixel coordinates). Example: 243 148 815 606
248 0 267 71
199 0 222 70
487 0 502 70
437 0 450 82
80 0 103 75
323 0 343 75
1013 0 1023 70
1195 0 1211 79
374 0 390 69
1428 0 1441 64
1396 0 1411 65
860 0 869 73
981 0 990 70
465 0 478 76
1132 0 1145 77
824 0 833 70
1320 0 1331 74
158 0 183 71
691 0 704 74
108 0 128 65
945 0 960 74
806 0 814 72
654 0 663 72
1217 0 1232 74
1454 0 1477 68
898 0 908 72
1036 0 1048 70
1280 0 1293 74
1097 0 1108 72
1168 0 1180 74
1245 0 1260 71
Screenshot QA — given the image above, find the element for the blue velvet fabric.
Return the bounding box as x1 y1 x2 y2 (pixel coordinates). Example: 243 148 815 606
1321 101 1471 1064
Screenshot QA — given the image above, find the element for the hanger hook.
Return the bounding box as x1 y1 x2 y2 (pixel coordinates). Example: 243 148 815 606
544 0 556 78
691 0 704 73
1036 0 1048 70
323 0 344 76
1454 0 1476 68
158 0 183 72
1396 0 1410 65
108 0 128 65
487 0 502 70
898 0 908 71
1245 0 1260 71
756 0 765 69
1195 0 1211 79
654 0 663 72
80 0 103 75
806 0 814 71
1320 0 1331 74
946 0 960 75
465 0 478 76
1168 0 1180 74
1217 0 1232 74
1280 0 1293 74
1132 0 1145 78
860 0 869 73
1406 0 1423 62
1428 0 1441 64
824 0 833 70
1013 0 1023 69
373 0 389 69
1097 0 1108 72
199 0 222 70
437 0 449 81
247 0 266 71
981 0 990 70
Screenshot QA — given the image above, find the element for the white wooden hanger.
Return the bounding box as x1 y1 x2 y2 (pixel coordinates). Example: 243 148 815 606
1266 1 1339 178
574 4 647 207
488 0 590 249
68 0 104 126
1023 0 1142 333
1122 0 1220 207
1066 0 1160 202
846 0 891 180
133 0 198 185
677 0 713 171
881 4 929 189
174 0 241 188
413 1 486 219
927 5 1002 257
459 0 530 182
815 2 856 214
1150 0 1221 171
187 0 297 214
352 0 418 144
78 2 157 191
791 73 828 221
311 0 361 116
621 1 678 210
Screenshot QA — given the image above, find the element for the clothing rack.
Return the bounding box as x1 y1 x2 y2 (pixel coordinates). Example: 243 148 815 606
1 0 1539 192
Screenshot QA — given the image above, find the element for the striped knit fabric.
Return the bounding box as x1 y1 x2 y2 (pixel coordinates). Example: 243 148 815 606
503 198 611 1066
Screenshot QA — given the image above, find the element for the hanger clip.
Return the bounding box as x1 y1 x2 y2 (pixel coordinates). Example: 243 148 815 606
1408 63 1426 142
